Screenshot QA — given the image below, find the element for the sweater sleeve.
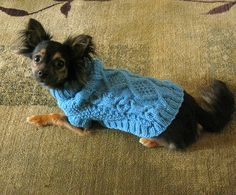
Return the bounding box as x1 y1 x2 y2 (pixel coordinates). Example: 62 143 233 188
50 88 93 128
61 96 94 128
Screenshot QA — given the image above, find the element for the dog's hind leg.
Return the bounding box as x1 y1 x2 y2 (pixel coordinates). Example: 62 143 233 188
27 114 90 136
139 137 170 148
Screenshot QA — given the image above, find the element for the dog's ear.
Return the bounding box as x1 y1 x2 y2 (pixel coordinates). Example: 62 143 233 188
19 18 52 58
63 35 95 86
63 35 95 60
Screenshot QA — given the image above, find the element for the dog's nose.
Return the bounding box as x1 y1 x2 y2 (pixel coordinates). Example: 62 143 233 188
37 71 47 78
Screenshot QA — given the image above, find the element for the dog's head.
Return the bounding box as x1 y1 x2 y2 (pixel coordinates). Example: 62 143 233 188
19 18 95 88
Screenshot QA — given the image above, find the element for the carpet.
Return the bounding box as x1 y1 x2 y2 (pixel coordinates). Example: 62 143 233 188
0 0 235 194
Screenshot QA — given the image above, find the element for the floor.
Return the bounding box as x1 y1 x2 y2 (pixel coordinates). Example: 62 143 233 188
0 0 236 194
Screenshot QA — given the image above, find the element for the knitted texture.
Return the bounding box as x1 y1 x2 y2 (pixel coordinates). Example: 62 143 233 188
50 59 184 138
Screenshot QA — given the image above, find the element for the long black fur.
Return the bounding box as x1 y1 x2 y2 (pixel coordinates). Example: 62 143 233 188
159 82 235 149
63 35 95 86
198 80 235 132
19 19 235 150
19 18 95 88
19 18 52 58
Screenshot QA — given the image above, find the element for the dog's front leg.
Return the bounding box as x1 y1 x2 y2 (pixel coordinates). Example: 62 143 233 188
27 114 90 136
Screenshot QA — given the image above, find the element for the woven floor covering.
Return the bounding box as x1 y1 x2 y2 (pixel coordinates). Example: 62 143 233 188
0 0 235 194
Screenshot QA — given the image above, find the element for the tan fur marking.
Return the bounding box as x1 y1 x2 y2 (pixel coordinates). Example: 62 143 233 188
32 49 46 67
139 137 172 149
52 52 63 60
40 49 46 56
27 114 90 136
34 48 46 58
139 138 159 148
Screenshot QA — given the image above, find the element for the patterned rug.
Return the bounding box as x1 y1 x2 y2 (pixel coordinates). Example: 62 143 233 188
0 0 235 194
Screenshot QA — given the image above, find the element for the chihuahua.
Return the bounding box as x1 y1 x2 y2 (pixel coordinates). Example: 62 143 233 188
19 18 234 150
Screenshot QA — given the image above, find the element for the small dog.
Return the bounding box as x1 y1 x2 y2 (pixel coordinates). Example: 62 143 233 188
19 18 235 150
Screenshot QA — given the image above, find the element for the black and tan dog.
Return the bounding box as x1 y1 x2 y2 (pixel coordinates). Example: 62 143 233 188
19 18 234 150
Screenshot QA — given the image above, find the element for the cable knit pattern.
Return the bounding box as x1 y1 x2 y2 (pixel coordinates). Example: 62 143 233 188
50 59 184 138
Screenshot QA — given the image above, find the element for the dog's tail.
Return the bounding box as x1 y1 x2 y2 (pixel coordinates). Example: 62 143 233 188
196 80 234 132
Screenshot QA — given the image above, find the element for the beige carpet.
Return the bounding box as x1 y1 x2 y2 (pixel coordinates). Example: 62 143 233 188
0 0 236 194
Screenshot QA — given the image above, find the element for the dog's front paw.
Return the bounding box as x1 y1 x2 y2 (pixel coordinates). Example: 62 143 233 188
27 115 52 127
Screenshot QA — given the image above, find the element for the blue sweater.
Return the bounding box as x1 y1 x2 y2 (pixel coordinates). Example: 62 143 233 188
50 59 184 138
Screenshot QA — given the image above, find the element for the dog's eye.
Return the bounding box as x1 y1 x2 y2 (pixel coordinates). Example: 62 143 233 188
34 55 41 64
55 60 65 69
